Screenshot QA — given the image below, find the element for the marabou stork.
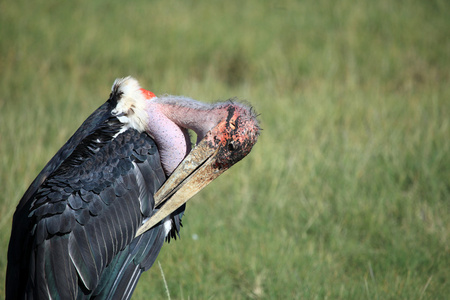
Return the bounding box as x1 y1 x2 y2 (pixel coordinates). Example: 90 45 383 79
6 77 259 299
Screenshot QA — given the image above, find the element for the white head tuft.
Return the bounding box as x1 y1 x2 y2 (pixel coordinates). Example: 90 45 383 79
111 76 155 132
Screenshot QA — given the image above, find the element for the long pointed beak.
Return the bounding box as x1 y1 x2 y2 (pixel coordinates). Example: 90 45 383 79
135 101 260 237
135 137 225 237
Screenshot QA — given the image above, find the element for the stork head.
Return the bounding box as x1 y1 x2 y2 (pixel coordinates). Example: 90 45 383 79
201 102 259 170
109 76 260 236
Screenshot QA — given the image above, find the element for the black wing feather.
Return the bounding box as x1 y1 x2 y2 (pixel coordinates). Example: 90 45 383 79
6 97 185 299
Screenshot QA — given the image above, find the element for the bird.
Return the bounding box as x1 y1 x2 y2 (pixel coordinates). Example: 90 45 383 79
6 76 260 299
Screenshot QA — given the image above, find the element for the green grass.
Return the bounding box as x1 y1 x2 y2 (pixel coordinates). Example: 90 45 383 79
1 0 449 298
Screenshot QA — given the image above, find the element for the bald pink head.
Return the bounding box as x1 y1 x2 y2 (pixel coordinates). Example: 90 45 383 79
143 93 259 176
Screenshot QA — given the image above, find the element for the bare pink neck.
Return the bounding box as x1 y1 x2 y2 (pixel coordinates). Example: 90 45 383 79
145 96 230 175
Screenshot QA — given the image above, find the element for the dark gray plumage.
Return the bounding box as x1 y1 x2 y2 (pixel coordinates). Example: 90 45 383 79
6 87 184 299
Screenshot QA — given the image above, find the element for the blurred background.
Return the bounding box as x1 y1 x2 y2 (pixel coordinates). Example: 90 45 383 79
1 0 449 298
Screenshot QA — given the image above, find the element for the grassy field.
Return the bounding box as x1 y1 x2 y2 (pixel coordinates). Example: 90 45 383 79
1 0 449 298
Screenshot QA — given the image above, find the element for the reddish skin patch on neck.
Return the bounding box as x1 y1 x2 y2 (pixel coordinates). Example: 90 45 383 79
140 88 156 99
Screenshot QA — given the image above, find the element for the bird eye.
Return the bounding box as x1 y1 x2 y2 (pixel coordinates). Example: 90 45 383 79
228 141 235 151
